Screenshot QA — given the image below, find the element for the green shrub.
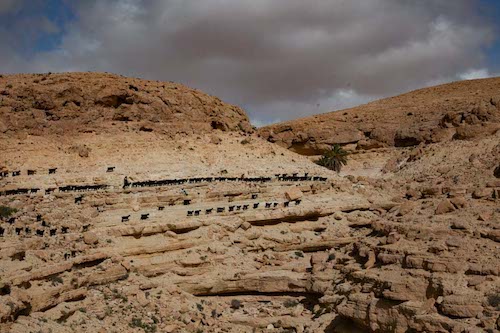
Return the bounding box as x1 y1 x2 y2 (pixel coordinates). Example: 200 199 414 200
129 317 157 333
0 206 17 219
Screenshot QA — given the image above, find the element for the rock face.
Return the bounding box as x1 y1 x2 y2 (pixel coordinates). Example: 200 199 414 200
258 78 500 155
0 72 252 137
0 73 499 333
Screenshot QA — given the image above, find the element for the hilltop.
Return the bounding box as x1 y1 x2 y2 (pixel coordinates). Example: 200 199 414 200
0 72 252 138
259 78 500 155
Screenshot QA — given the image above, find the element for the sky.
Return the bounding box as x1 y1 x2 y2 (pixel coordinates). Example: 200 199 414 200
1 0 499 126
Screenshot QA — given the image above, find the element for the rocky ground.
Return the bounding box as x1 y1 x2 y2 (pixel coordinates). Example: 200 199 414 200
0 73 499 333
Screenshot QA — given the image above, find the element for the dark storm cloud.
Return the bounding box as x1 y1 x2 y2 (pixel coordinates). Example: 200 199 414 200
0 0 19 14
2 0 497 123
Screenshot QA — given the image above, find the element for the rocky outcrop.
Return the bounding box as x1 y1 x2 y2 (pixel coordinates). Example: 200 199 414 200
0 72 252 137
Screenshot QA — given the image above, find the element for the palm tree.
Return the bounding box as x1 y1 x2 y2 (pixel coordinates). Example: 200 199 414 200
316 144 349 173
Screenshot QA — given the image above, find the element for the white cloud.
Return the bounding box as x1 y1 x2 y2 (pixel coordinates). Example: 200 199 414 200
459 68 492 80
251 118 282 128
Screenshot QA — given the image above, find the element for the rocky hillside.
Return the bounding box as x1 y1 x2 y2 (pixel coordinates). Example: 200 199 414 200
0 73 499 333
0 72 252 138
336 132 500 332
259 78 500 155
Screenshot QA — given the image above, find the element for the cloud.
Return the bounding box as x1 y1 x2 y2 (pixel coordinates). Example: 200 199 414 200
0 0 19 14
249 89 375 127
0 0 497 123
459 68 493 80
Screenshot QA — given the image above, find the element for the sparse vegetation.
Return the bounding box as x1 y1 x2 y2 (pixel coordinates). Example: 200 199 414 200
230 299 241 309
315 144 349 173
284 299 299 308
111 288 128 302
50 275 64 286
105 306 113 317
129 317 157 333
0 206 17 219
487 294 500 309
6 301 15 311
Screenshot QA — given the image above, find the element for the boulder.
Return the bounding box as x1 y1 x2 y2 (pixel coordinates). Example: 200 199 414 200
364 250 376 269
435 199 455 215
478 212 492 221
397 201 416 216
445 237 462 248
450 221 468 230
454 124 484 140
450 196 467 209
240 222 252 231
83 231 99 245
472 188 492 199
448 187 467 198
405 188 421 199
487 230 500 242
285 188 303 201
386 232 401 244
421 186 441 197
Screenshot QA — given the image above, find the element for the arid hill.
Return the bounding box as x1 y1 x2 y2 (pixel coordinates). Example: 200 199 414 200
259 78 500 155
0 73 499 333
0 72 252 138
